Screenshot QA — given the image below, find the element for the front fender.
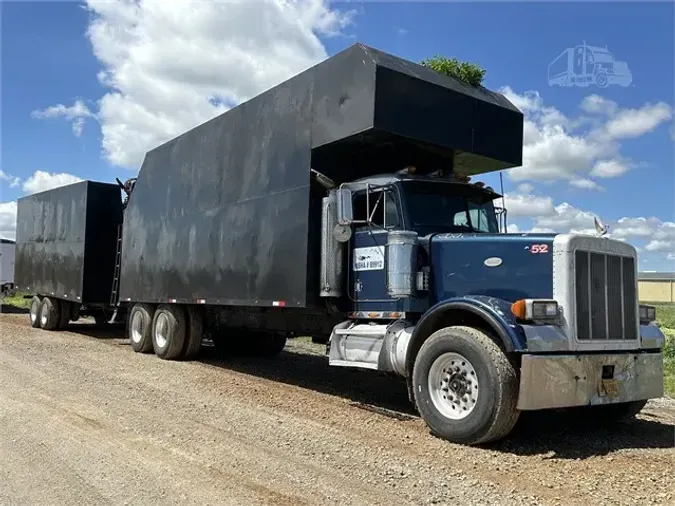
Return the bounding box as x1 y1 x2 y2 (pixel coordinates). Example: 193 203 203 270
406 295 527 374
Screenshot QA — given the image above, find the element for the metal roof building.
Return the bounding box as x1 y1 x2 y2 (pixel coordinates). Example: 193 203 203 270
638 272 675 303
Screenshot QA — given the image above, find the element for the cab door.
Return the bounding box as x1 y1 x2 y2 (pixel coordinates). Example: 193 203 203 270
348 187 402 311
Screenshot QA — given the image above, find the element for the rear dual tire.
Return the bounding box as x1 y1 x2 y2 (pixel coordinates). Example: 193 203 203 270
128 303 203 360
30 296 74 330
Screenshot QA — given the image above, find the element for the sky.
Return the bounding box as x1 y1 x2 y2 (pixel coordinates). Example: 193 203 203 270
1 0 673 271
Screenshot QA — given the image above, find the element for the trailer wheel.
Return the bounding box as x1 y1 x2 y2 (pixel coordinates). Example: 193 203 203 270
128 303 155 353
251 332 287 357
412 326 520 446
39 297 62 331
152 305 187 360
183 307 203 359
58 301 71 329
29 296 42 328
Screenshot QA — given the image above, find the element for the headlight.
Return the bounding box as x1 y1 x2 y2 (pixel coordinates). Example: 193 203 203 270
532 301 559 319
511 299 560 323
639 304 656 323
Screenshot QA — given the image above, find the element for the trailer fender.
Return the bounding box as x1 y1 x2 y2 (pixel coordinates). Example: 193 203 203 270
405 296 526 378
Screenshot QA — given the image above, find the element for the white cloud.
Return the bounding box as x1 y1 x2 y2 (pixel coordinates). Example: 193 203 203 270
31 99 95 137
612 217 661 239
535 202 599 233
0 201 17 241
516 183 534 194
601 102 673 140
49 0 352 169
506 223 520 233
590 159 631 178
580 95 617 116
502 193 555 218
0 170 21 188
569 178 603 191
502 87 672 183
395 26 408 36
22 171 83 195
645 222 675 253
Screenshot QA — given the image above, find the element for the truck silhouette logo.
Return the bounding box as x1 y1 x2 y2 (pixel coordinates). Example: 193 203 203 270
548 41 632 88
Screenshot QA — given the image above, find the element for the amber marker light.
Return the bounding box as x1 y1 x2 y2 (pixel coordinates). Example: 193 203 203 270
511 299 527 320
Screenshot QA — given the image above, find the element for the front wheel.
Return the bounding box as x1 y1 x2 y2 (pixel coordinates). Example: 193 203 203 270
567 400 647 426
412 326 520 445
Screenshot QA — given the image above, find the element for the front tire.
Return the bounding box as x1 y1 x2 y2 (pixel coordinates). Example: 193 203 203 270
29 296 42 328
128 303 155 353
39 297 61 331
152 305 186 360
412 326 520 445
569 400 647 426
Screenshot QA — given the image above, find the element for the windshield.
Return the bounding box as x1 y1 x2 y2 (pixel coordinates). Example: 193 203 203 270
403 182 499 234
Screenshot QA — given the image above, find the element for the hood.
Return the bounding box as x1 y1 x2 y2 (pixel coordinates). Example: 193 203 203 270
428 233 556 304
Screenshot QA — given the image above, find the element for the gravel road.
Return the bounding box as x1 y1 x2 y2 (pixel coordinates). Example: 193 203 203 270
0 311 673 506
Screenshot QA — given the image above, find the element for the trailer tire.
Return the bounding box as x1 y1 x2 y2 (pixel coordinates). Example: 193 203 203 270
29 296 42 328
251 333 287 357
128 304 155 353
412 326 520 446
58 300 71 329
39 297 62 331
152 305 187 360
183 307 203 359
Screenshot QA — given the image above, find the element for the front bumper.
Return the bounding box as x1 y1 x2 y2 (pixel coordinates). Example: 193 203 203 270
517 352 664 410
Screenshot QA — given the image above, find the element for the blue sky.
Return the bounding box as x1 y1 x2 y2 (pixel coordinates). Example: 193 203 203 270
1 0 673 270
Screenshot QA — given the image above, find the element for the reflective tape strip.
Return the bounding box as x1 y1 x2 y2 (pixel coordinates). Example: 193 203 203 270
272 301 286 307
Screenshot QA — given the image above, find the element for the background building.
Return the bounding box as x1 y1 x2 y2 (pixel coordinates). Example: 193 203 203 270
638 272 675 303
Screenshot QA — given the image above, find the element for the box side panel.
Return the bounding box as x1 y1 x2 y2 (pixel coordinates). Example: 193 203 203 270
82 182 124 304
14 182 88 300
310 45 377 149
119 72 314 307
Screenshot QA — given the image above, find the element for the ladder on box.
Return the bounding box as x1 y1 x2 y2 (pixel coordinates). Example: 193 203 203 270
110 225 123 306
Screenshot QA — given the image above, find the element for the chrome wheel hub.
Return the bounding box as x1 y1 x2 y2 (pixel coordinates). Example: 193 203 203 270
155 313 169 349
131 311 144 344
428 352 479 420
40 302 48 327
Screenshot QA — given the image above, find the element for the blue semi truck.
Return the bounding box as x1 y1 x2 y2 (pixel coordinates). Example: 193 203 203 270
15 44 664 445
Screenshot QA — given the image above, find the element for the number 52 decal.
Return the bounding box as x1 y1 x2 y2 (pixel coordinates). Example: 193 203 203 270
530 244 549 254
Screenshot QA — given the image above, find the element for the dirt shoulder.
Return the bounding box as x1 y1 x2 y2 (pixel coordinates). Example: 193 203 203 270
0 312 673 505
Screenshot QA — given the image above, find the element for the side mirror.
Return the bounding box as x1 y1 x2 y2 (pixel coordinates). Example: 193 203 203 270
335 188 353 225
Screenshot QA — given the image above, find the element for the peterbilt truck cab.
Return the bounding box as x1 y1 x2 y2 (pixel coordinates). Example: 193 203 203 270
319 167 665 445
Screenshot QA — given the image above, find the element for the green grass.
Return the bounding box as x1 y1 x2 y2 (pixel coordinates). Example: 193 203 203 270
0 291 32 309
652 303 675 329
649 304 675 397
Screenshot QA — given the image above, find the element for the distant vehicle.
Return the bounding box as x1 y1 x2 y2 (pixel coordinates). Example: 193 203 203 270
14 43 664 446
0 238 15 292
548 41 632 88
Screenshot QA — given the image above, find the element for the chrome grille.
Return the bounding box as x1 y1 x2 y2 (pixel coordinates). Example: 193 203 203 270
574 250 637 340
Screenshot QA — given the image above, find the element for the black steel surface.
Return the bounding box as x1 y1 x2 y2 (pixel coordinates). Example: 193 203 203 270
15 181 123 304
120 43 524 307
